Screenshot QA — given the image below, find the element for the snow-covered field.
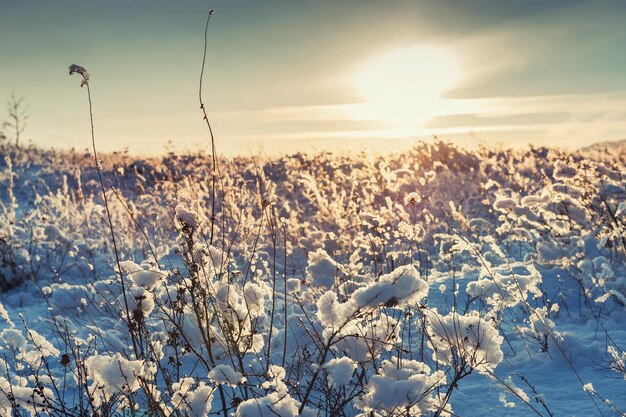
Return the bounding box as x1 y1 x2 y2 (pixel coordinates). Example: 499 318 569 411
0 141 624 416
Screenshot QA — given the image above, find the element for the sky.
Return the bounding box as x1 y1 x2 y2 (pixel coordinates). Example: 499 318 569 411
1 0 626 156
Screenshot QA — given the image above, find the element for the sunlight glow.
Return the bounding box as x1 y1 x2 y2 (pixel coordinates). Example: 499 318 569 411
349 45 463 130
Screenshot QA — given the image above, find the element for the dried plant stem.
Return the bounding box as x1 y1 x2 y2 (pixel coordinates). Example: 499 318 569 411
199 10 220 247
265 206 278 374
197 11 230 417
83 83 140 359
282 223 288 369
487 372 548 417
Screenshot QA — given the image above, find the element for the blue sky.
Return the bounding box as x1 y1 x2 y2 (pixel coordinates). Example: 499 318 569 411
1 0 626 155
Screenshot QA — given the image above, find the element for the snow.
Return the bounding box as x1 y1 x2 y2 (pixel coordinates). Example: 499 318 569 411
242 281 271 317
403 191 421 205
171 377 214 417
0 328 27 351
119 285 156 317
175 204 199 228
608 346 626 379
306 248 342 289
286 277 302 292
333 312 400 362
357 358 446 416
427 310 504 374
466 263 542 309
84 353 156 407
234 391 314 417
583 382 595 393
494 195 517 212
325 356 357 386
316 291 356 328
18 328 60 366
0 141 625 416
0 376 54 415
208 364 245 386
121 261 165 290
351 264 427 309
235 365 316 416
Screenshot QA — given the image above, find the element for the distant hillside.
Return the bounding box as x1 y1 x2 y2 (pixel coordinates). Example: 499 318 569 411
579 138 626 153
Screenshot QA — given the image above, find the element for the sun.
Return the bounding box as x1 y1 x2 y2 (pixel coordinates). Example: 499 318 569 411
350 45 462 130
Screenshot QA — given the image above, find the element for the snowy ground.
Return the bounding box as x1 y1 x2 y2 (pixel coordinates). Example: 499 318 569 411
0 141 625 416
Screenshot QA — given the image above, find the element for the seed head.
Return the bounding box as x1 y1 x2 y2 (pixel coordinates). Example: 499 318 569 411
69 64 90 87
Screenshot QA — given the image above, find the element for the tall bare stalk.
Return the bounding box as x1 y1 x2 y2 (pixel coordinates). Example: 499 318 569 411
68 65 141 359
199 9 220 246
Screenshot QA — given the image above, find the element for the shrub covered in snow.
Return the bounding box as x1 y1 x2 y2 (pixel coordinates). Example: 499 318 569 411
0 139 625 416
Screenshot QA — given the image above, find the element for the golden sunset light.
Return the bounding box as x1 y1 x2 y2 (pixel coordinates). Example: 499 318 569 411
351 45 462 129
0 4 625 416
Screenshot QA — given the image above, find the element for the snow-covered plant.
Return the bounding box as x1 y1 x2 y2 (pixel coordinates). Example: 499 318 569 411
427 310 504 374
1 8 625 415
356 358 447 416
608 345 626 379
3 139 626 416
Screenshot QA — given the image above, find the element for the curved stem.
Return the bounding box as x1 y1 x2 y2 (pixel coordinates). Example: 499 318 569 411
85 84 141 360
199 11 219 247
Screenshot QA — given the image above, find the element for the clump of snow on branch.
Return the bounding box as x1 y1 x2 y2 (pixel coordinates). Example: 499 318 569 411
170 377 214 417
351 264 427 309
427 311 504 374
175 204 199 229
356 358 447 416
306 248 343 289
208 364 246 386
84 353 156 407
324 356 357 386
